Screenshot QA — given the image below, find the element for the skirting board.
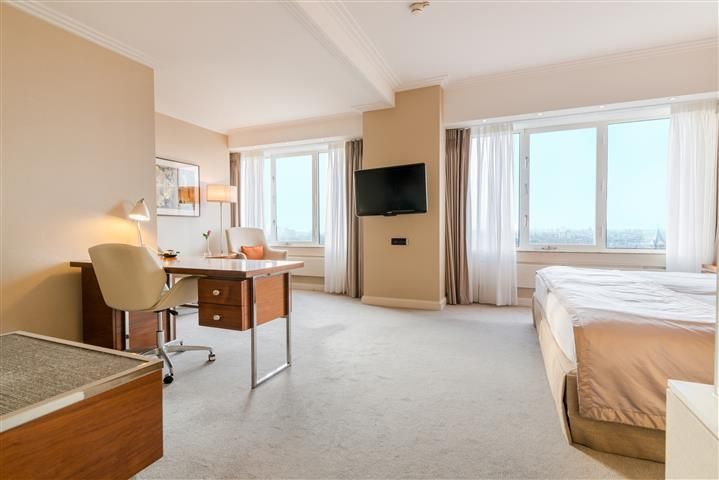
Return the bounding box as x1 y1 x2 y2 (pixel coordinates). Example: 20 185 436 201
293 282 325 292
361 295 447 311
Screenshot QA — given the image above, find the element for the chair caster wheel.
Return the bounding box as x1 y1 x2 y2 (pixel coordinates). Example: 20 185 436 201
163 374 174 384
208 353 216 362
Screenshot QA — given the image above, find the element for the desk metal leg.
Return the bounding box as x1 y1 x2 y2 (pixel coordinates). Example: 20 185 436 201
251 274 292 389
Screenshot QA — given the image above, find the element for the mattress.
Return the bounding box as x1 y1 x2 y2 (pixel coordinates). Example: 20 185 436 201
534 268 716 364
534 273 577 362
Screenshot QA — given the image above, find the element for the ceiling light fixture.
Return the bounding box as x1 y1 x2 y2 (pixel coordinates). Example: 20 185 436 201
410 1 430 15
537 112 544 116
599 105 606 109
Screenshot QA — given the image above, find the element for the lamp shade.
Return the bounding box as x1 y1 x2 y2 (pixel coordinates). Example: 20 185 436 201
207 184 237 203
128 198 150 222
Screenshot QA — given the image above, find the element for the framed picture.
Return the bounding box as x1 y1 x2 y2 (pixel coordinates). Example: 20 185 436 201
155 157 200 217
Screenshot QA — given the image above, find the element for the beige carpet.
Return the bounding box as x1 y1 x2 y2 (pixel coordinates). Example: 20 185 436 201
139 291 663 480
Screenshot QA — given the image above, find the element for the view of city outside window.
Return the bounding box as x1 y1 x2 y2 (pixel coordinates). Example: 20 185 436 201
529 127 597 245
275 154 313 242
607 119 669 249
318 153 328 244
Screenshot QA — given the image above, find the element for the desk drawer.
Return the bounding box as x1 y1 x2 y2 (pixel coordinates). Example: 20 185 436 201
198 279 247 306
198 304 247 331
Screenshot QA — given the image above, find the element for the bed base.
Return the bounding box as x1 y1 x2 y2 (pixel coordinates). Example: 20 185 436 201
533 297 665 463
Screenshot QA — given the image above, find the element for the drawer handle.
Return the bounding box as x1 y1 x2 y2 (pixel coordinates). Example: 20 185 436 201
212 314 222 321
212 289 221 296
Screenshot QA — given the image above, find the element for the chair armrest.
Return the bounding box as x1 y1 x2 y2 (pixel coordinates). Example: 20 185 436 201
265 247 288 260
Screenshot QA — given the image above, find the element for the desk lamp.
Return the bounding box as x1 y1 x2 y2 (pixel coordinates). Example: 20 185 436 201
128 198 150 246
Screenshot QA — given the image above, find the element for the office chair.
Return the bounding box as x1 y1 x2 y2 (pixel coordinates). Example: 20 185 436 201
226 227 288 260
89 243 214 384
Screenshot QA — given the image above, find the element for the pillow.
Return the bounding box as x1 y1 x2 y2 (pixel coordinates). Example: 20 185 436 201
241 245 264 260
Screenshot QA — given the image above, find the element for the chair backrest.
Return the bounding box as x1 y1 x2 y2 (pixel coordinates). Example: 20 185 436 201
226 227 268 255
88 243 167 312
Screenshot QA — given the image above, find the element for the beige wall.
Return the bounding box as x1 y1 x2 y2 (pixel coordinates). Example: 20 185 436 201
361 86 445 309
155 113 229 255
445 41 718 125
0 5 156 340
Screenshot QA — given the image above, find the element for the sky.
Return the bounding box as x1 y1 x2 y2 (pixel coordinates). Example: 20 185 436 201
527 118 669 233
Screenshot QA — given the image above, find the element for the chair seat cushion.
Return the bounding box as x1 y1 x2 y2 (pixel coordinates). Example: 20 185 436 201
240 245 264 260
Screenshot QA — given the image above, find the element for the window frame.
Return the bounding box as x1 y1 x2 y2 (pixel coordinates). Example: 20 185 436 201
266 148 327 247
516 112 669 253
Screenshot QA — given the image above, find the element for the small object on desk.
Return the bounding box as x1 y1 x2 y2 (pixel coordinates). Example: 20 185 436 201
159 249 180 258
700 263 717 273
0 331 163 479
201 229 212 256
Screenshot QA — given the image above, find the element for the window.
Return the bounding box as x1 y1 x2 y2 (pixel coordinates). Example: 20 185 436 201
275 154 313 242
528 127 597 246
263 149 328 245
517 115 669 251
606 119 669 249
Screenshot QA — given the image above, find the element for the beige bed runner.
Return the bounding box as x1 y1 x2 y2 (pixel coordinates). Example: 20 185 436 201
538 266 715 430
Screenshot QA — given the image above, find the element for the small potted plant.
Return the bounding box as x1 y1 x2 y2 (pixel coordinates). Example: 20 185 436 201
202 230 212 257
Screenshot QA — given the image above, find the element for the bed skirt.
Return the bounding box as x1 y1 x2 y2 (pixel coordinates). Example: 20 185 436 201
532 296 665 463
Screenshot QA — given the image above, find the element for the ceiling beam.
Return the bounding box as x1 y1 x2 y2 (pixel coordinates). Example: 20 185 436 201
284 1 398 109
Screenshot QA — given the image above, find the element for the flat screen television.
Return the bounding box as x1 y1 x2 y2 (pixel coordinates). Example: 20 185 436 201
354 163 427 216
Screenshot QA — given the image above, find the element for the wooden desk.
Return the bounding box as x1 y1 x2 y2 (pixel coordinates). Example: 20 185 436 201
71 257 303 388
0 331 163 479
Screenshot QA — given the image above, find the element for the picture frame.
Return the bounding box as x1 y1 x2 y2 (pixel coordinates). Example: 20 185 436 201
155 157 200 217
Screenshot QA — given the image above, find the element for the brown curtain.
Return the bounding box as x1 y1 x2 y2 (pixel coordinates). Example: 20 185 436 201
345 139 363 298
445 129 471 305
229 152 241 227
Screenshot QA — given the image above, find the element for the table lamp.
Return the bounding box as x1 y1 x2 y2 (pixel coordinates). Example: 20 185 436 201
207 184 237 255
128 198 150 246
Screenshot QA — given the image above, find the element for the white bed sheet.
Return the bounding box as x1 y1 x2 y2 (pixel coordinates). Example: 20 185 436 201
534 268 717 364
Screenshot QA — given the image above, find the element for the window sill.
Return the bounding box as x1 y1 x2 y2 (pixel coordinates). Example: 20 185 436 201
271 244 325 249
516 248 665 255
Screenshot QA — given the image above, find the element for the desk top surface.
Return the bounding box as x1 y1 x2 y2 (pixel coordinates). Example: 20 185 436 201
0 332 160 432
71 256 304 278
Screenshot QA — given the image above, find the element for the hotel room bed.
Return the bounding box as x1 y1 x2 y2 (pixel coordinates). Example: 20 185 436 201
533 266 716 462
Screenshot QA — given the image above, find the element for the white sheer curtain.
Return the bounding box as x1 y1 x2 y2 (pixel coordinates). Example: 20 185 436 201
466 124 517 306
239 150 266 231
666 101 718 272
324 142 347 293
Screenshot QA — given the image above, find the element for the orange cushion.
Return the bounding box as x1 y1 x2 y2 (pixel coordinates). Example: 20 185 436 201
241 245 264 260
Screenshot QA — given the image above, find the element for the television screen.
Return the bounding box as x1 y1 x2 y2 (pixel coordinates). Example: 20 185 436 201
354 163 427 216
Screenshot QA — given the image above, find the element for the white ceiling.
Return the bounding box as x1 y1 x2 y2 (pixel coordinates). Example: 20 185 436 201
19 1 718 133
346 0 718 83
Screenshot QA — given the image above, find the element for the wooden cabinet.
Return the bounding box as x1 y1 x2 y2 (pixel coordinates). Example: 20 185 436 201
0 332 163 479
198 275 288 331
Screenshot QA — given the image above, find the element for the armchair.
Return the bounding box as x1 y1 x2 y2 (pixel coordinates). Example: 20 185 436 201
226 227 288 260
